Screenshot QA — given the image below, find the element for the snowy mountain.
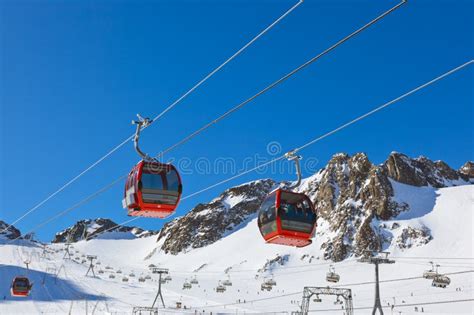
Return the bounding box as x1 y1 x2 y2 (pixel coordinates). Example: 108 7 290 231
154 152 473 261
156 179 275 254
52 218 159 243
1 152 472 314
0 220 21 241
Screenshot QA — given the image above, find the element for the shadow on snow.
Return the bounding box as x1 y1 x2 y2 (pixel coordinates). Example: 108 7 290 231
0 264 107 302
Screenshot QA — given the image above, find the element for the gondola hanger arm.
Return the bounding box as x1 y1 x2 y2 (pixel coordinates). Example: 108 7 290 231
132 114 156 162
285 149 303 189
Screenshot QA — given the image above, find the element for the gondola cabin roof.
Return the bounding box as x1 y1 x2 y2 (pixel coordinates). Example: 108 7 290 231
123 160 182 218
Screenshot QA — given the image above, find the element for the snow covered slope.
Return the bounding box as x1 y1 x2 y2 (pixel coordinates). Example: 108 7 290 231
1 184 472 314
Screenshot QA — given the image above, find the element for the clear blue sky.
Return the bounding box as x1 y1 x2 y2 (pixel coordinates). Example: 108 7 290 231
1 0 472 241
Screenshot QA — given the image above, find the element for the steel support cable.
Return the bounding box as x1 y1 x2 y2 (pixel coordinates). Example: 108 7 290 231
174 59 474 200
293 59 474 153
149 0 305 124
392 256 474 260
7 176 126 244
194 270 474 310
307 298 474 313
9 57 473 245
1 0 303 234
154 0 407 160
6 0 409 242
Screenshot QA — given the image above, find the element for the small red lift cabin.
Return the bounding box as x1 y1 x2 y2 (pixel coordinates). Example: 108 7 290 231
122 115 182 218
257 152 317 247
11 276 32 297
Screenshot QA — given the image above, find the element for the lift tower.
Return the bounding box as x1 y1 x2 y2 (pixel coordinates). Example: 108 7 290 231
85 255 97 277
150 267 168 308
294 286 353 315
358 251 395 315
132 267 169 315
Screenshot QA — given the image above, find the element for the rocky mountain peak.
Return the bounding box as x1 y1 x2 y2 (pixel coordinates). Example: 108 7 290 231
151 151 472 262
52 218 158 243
0 220 21 240
383 152 467 187
459 161 474 178
156 179 275 254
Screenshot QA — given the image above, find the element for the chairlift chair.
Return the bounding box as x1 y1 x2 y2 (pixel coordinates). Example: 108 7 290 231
182 281 192 290
216 284 226 293
261 283 272 291
326 265 340 283
432 275 451 288
423 262 439 279
264 276 277 286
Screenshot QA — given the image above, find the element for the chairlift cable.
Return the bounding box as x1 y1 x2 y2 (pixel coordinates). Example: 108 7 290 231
196 270 474 309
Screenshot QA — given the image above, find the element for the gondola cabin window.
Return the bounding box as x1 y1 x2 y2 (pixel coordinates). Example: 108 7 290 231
258 193 277 236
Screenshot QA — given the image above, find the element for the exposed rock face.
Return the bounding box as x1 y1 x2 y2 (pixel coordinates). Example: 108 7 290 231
52 218 158 243
459 161 474 179
0 220 21 240
156 179 275 254
258 254 289 273
305 153 406 261
384 152 469 187
153 152 471 261
396 226 432 249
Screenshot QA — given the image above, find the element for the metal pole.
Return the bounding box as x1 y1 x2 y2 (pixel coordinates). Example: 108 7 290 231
373 262 383 315
151 272 166 308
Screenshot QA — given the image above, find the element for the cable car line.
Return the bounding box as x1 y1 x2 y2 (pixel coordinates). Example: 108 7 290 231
178 59 474 200
6 0 409 239
293 59 474 154
148 0 305 126
153 0 407 160
7 58 473 244
0 0 303 235
7 177 126 244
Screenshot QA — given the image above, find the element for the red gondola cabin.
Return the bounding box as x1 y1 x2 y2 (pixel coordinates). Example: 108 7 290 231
11 276 32 297
257 189 316 247
123 161 182 218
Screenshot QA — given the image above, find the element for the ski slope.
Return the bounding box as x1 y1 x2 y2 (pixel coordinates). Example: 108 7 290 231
0 185 473 314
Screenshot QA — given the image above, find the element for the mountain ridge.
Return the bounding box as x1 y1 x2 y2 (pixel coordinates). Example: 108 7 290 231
52 218 159 243
154 151 473 261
